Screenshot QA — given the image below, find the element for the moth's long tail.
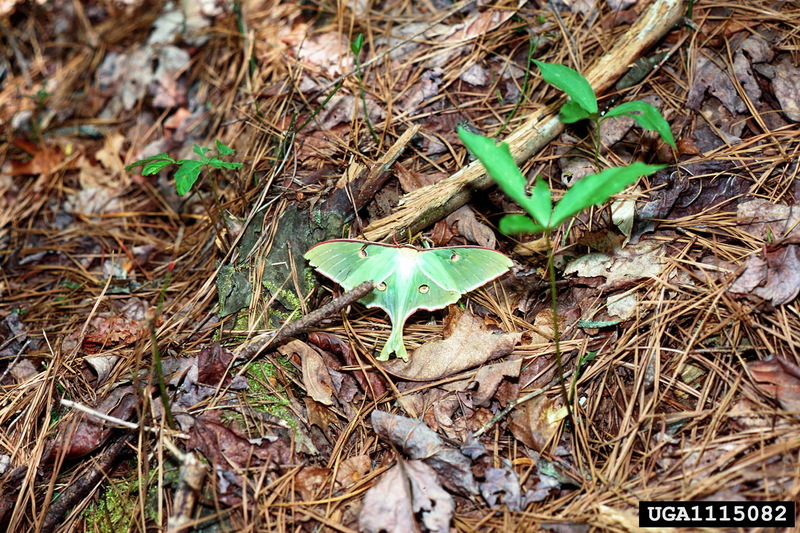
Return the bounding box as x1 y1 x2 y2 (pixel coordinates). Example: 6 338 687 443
379 323 408 361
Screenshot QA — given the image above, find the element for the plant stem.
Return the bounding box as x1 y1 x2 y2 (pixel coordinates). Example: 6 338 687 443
545 231 571 420
151 263 175 430
294 80 344 134
354 55 380 146
593 120 601 169
498 35 539 136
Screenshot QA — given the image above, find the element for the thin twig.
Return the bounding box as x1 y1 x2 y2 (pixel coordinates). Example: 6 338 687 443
236 280 376 359
42 433 136 531
59 399 189 439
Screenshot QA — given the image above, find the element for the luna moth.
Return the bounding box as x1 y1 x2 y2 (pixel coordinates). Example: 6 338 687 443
304 240 512 361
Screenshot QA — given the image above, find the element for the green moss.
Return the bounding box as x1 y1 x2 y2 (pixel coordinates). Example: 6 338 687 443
312 208 324 227
304 266 318 290
234 313 250 331
82 462 178 530
248 360 278 380
83 478 136 532
243 361 297 429
262 280 303 310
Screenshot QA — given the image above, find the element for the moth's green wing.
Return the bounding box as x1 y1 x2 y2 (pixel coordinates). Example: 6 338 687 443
304 240 396 290
378 265 466 360
305 240 411 360
305 242 512 362
417 247 513 293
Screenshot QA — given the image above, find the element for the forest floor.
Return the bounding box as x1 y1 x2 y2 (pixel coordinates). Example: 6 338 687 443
2 0 800 531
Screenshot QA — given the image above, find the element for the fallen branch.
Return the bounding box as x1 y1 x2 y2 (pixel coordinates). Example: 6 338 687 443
235 280 376 359
362 0 684 241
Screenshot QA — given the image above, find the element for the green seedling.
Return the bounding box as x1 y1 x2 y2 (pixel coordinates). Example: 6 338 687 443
570 351 597 404
533 60 676 153
351 33 379 145
458 127 665 236
459 125 666 418
125 140 242 196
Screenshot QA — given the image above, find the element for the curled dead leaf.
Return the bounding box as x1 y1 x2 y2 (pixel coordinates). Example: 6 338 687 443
508 394 562 452
278 339 335 405
381 308 521 381
729 244 800 307
748 355 800 411
371 410 478 496
359 459 453 533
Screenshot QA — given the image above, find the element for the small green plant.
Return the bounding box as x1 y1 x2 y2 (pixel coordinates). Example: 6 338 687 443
458 129 664 236
459 63 675 417
570 351 597 404
351 33 379 145
125 140 242 196
533 60 676 155
459 125 664 418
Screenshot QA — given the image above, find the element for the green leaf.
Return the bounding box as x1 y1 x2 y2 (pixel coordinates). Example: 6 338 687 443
215 139 236 156
527 175 552 225
559 100 593 123
141 160 175 175
499 214 547 235
207 158 243 170
550 162 665 227
174 160 205 196
351 33 364 56
193 144 211 158
534 60 598 114
125 153 175 172
603 101 676 149
458 127 552 226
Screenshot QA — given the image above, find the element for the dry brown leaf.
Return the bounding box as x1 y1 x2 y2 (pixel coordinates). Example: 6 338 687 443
45 385 136 461
774 60 800 122
728 244 800 307
335 454 372 488
304 397 340 433
482 461 525 511
279 339 335 405
444 205 496 248
187 412 291 506
151 46 190 108
382 308 521 381
295 466 331 501
748 355 800 411
564 239 666 289
394 163 445 193
82 315 144 354
371 410 478 496
359 459 453 533
83 355 119 384
470 358 523 406
308 331 388 399
686 51 746 114
508 394 561 452
5 359 37 383
94 132 126 174
737 199 800 241
9 138 74 176
197 343 235 386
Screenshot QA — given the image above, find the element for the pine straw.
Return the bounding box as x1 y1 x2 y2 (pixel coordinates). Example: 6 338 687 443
2 0 800 531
